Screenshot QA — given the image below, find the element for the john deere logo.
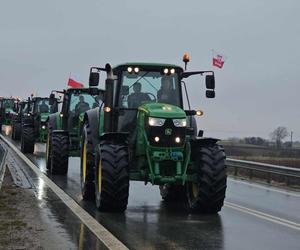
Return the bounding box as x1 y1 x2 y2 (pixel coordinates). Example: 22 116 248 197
165 128 172 135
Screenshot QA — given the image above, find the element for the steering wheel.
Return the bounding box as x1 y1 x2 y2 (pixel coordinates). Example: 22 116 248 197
146 93 157 102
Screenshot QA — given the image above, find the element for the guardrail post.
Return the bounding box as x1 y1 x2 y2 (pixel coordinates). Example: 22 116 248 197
234 166 238 176
286 176 290 186
267 172 271 184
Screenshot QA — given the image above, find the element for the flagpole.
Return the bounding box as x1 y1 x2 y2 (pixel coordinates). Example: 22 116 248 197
211 49 214 71
67 72 71 88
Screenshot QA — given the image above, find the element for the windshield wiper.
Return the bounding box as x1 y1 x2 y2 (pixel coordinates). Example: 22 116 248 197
129 72 149 89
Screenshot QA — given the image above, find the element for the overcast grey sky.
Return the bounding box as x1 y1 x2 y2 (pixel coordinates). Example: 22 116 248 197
0 0 299 140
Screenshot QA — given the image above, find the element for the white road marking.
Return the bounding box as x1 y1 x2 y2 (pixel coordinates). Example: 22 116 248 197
225 201 300 231
228 178 300 198
0 134 128 250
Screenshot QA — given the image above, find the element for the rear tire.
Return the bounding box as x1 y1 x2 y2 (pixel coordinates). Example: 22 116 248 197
12 122 21 140
95 141 129 212
21 126 35 153
11 122 16 139
186 143 227 214
45 131 52 169
80 123 95 200
50 133 69 175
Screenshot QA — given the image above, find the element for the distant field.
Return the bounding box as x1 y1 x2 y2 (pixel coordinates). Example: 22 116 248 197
222 143 300 168
229 156 300 169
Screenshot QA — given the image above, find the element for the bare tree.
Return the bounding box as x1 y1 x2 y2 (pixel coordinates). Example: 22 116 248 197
270 126 289 148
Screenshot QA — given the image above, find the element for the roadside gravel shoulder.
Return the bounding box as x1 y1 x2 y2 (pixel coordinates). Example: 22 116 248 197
0 168 76 250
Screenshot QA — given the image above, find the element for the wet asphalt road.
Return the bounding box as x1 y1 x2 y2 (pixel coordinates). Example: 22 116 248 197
2 129 300 250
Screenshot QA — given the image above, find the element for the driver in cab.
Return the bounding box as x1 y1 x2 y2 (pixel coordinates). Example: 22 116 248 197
75 95 90 115
128 82 151 108
39 100 49 113
157 76 178 105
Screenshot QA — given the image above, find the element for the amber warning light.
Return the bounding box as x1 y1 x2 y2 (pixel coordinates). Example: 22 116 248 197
182 53 190 70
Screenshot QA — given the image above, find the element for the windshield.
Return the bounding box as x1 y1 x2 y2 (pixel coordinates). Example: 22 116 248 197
2 99 14 109
120 71 181 108
35 99 51 113
21 102 29 113
69 93 98 115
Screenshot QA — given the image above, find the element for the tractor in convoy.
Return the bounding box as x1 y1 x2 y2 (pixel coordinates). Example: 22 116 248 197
46 87 100 175
79 55 227 214
11 99 30 140
0 97 17 131
20 97 58 153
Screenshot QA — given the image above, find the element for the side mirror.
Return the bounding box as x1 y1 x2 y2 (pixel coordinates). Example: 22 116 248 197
205 75 215 89
121 86 129 96
198 130 204 137
206 90 215 98
49 93 55 105
89 72 100 87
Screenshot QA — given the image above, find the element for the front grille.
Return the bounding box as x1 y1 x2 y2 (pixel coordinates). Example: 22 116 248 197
160 161 177 177
146 118 186 147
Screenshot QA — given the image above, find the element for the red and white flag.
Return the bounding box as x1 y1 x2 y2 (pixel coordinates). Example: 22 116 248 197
212 50 226 69
67 78 84 88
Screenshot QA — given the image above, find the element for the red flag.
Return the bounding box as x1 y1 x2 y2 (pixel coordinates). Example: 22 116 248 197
212 51 226 69
68 78 84 88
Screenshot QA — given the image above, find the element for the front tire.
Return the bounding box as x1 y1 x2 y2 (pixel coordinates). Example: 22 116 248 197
21 126 35 153
80 123 95 200
12 122 21 140
50 132 69 175
95 141 129 212
186 143 227 213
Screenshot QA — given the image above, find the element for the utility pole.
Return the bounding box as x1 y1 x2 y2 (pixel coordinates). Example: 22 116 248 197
290 131 293 148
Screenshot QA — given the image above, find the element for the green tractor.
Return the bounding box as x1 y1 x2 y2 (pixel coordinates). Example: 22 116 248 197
80 59 227 214
0 97 17 131
11 99 30 140
20 97 58 153
46 87 101 175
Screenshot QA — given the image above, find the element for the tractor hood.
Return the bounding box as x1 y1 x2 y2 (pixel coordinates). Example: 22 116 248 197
40 113 50 122
139 103 186 119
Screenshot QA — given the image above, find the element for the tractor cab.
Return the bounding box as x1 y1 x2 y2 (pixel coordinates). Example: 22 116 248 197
11 100 30 140
47 87 100 160
32 97 58 141
0 98 17 127
63 88 98 134
113 64 184 133
20 96 59 153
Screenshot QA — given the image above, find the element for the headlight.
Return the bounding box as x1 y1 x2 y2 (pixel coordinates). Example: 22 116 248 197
148 117 166 127
42 125 46 129
173 118 187 127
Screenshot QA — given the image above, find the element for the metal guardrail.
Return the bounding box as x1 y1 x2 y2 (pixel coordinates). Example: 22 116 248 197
226 158 300 185
0 143 8 190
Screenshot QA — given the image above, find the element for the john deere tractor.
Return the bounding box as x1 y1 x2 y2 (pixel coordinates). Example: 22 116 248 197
11 99 30 140
80 58 227 214
0 97 17 131
21 97 58 153
46 87 101 175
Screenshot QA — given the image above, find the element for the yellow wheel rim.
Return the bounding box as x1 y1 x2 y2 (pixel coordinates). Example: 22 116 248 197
82 142 87 182
46 134 50 161
192 183 199 198
98 160 102 193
